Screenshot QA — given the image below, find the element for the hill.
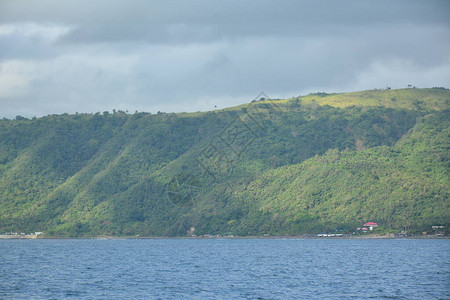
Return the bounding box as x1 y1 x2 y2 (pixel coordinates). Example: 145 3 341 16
0 88 448 236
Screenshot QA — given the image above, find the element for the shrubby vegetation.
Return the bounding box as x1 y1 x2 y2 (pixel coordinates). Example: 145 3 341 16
0 88 448 236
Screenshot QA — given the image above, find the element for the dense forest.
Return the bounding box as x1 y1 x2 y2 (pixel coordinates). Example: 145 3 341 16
0 88 448 236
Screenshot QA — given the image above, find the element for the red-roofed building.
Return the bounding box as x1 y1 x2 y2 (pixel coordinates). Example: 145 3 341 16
364 222 379 230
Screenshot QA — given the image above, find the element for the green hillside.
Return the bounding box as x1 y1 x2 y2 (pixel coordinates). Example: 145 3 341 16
0 88 448 236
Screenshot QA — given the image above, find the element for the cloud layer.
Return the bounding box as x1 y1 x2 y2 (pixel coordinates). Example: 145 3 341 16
1 0 449 118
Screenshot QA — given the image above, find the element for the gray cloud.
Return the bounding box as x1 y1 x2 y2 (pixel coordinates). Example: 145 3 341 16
0 0 449 118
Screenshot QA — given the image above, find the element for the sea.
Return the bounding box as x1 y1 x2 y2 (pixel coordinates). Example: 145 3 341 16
1 238 449 299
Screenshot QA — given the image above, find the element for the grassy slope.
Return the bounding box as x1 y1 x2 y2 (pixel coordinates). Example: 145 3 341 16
299 88 449 110
0 88 448 236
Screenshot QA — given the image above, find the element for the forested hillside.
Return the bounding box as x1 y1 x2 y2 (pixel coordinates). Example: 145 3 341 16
0 88 448 236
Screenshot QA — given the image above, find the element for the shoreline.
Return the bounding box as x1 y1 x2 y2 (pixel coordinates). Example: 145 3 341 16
1 234 448 240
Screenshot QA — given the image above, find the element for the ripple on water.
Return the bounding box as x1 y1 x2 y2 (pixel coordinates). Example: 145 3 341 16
0 239 449 299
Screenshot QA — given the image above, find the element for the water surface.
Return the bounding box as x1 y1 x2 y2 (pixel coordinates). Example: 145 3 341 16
1 239 449 299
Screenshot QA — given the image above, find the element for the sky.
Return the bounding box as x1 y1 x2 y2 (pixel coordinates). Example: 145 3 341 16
0 0 449 118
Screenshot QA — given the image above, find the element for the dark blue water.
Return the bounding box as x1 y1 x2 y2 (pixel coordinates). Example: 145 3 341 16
1 239 449 299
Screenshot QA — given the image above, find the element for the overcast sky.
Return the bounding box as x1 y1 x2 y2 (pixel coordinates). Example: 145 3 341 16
0 0 449 118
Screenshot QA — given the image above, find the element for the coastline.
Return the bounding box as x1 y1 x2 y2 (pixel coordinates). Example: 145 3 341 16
1 234 448 240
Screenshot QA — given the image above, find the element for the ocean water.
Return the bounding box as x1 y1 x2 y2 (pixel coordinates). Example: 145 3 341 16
0 238 449 299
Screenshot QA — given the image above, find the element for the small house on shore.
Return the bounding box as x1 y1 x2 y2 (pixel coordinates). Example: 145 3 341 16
364 222 379 230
